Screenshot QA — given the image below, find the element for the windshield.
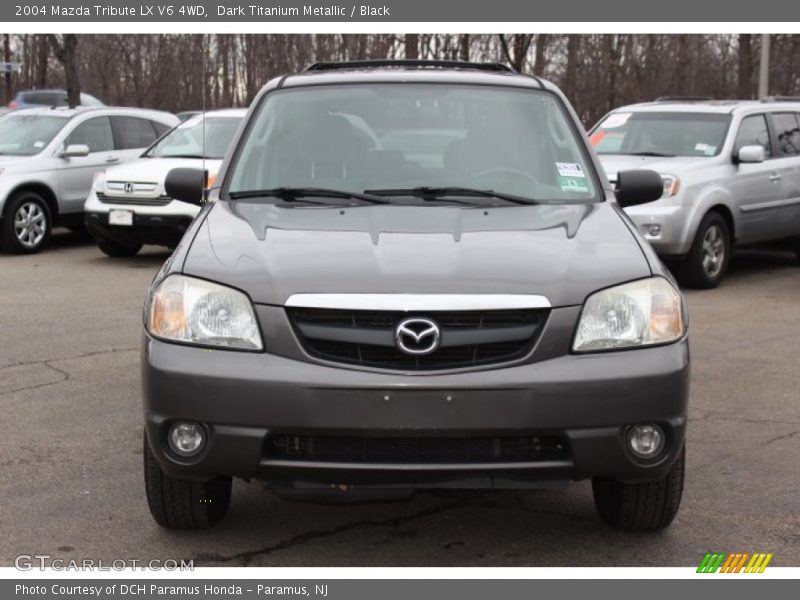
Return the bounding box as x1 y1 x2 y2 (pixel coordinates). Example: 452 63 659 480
227 84 599 203
0 114 69 156
144 116 241 159
591 112 731 157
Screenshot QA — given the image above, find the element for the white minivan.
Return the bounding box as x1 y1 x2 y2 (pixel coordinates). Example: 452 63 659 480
84 109 245 257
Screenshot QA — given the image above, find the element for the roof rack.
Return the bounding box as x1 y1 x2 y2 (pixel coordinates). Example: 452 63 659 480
655 96 714 102
761 95 800 102
304 60 515 73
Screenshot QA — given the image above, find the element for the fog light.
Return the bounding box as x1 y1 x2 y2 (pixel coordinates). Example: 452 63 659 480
627 423 665 459
168 421 206 457
646 223 662 237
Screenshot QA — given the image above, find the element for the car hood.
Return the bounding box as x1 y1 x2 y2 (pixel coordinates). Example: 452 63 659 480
181 201 651 308
100 157 223 196
0 155 36 170
598 154 704 181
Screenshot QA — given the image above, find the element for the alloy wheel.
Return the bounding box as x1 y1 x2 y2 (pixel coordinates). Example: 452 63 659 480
701 224 725 278
13 201 47 249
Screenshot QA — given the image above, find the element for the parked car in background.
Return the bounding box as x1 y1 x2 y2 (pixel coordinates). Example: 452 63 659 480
141 60 688 532
85 109 245 257
175 110 202 122
0 106 179 253
8 89 105 110
591 98 800 288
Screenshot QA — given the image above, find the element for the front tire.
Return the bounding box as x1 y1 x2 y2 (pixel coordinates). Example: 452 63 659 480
592 445 685 531
143 431 232 529
673 212 730 289
1 191 52 254
95 237 142 257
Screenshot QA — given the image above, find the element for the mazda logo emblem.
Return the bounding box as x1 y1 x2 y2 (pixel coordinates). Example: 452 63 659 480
124 182 135 194
394 317 441 356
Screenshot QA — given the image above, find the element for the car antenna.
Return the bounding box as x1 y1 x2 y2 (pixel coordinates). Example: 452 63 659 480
202 40 207 199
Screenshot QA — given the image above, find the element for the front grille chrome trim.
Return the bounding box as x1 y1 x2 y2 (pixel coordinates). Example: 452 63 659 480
285 293 551 311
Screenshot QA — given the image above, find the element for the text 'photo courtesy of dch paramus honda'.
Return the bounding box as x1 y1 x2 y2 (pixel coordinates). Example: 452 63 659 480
140 60 689 532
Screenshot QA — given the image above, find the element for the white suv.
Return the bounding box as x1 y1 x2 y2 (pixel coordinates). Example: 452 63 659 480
591 98 800 288
0 106 179 253
84 109 245 257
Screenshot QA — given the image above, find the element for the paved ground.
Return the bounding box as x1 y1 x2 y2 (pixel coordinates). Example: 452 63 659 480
1 229 799 567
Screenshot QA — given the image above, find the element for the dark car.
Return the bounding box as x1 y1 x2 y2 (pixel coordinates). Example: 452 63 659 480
175 110 202 122
8 89 105 109
141 60 689 531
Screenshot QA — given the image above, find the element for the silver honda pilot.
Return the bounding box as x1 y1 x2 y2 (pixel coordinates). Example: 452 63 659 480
141 60 689 532
591 98 800 288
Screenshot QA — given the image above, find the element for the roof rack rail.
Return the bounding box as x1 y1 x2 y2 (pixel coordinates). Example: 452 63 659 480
761 95 800 102
655 96 714 102
304 60 515 73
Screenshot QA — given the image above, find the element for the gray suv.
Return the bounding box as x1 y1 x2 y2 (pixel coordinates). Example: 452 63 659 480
142 60 689 531
591 98 800 288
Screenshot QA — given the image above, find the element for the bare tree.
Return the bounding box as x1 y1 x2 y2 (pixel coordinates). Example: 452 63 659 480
737 34 754 99
405 34 419 60
498 34 533 72
48 34 80 106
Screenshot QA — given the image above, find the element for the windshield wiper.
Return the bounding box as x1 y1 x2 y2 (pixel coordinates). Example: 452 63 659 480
625 151 676 157
228 187 391 205
159 153 207 159
363 186 538 205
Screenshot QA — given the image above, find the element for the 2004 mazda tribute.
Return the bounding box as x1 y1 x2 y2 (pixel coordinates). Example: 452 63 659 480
141 60 689 531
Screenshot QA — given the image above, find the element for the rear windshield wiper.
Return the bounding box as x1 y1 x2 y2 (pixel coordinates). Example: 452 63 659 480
625 151 676 157
228 187 391 205
363 186 539 205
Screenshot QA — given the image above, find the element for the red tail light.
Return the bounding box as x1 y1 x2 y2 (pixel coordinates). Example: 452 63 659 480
8 100 17 109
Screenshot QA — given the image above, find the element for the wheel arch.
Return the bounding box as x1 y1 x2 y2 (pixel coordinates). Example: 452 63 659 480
3 182 59 221
705 204 736 244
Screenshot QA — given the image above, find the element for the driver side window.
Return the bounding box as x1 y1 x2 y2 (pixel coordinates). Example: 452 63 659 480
734 114 772 158
66 116 114 153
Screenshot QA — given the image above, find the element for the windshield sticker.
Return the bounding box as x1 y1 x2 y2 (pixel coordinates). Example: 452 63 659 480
33 141 45 148
556 162 586 178
589 131 606 146
559 176 589 193
600 112 631 129
694 142 717 156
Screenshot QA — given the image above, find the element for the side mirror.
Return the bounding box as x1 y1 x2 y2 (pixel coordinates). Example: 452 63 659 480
60 143 90 158
736 145 765 164
165 168 206 206
615 169 664 207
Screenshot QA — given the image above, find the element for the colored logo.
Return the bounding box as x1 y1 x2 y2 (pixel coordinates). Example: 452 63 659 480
697 552 773 573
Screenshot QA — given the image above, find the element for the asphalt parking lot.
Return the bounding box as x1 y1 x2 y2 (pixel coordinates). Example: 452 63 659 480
1 229 799 568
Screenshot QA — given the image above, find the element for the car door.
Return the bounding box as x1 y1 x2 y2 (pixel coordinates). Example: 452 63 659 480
110 115 160 162
730 113 784 244
57 115 119 214
767 111 800 238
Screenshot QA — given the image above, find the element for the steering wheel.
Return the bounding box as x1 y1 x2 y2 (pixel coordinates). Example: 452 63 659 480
473 166 540 185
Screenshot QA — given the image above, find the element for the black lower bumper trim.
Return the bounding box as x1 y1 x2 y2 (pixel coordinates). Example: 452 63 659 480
85 211 193 247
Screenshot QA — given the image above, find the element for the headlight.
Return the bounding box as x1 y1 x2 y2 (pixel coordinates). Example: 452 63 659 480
573 277 684 352
661 174 680 198
146 275 262 350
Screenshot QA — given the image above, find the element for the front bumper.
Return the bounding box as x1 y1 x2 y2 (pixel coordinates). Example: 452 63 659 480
142 333 690 489
85 211 194 247
625 203 693 256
